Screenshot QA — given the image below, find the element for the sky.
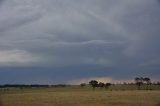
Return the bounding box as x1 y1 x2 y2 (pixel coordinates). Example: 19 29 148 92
0 0 160 84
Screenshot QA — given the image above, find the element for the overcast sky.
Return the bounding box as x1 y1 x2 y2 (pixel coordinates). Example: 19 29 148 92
0 0 160 84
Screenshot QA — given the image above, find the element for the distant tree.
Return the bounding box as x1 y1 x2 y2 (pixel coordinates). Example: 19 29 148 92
105 83 111 90
143 77 151 90
157 82 160 85
143 77 151 84
135 77 143 90
89 80 98 89
80 83 86 88
123 82 127 85
98 82 105 88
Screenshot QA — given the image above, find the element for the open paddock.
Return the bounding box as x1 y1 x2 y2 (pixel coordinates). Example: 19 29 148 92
0 87 160 106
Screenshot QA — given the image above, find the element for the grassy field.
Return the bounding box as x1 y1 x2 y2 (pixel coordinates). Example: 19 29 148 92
0 86 160 106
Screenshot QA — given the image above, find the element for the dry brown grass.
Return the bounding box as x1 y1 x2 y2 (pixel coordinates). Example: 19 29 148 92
0 95 3 106
156 102 160 106
0 88 160 106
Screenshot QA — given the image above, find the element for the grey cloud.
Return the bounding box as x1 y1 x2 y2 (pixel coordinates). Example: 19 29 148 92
0 14 42 32
0 0 3 4
0 1 44 32
0 0 160 83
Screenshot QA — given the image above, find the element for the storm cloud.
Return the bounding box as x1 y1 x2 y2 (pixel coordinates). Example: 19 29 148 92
0 0 160 84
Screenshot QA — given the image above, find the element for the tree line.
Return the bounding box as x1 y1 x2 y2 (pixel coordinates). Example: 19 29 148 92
0 77 159 89
0 84 68 88
88 80 111 89
81 77 160 90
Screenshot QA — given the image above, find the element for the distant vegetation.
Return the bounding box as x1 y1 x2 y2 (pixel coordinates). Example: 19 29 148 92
0 77 159 91
0 77 160 106
134 77 151 90
86 77 160 90
88 80 112 90
0 84 68 89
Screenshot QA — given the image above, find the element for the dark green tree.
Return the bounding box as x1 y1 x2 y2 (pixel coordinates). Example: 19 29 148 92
80 83 86 88
105 83 111 90
89 80 98 89
143 77 151 84
135 77 143 90
143 77 151 90
98 82 105 88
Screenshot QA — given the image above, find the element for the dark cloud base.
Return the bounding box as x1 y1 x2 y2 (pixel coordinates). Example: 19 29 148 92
0 66 159 84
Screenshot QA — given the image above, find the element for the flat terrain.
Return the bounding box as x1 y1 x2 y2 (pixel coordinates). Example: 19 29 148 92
0 87 160 106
